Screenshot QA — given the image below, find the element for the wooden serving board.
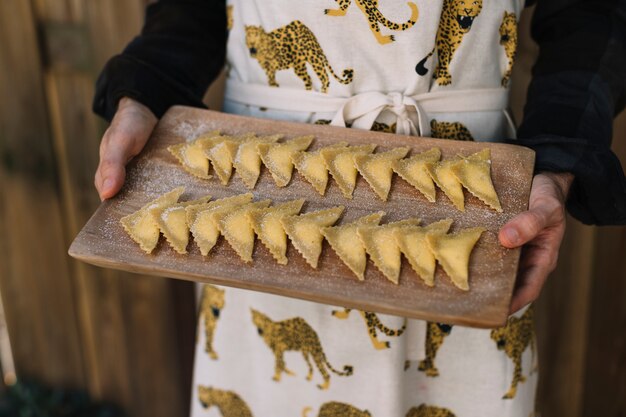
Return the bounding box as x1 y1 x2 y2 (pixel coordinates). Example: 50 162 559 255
69 106 535 328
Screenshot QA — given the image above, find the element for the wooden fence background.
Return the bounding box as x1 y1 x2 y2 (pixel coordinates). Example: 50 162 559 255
0 2 624 416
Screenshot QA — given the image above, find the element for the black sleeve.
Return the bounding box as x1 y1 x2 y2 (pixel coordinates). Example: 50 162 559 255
93 0 227 121
516 0 626 225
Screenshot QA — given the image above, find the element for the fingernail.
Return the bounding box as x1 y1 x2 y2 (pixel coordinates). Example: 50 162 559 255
103 178 114 192
503 228 519 245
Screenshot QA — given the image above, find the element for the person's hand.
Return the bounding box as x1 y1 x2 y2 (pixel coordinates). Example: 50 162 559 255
498 172 574 314
94 97 158 201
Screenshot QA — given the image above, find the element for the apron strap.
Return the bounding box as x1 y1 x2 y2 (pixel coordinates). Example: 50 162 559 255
225 78 513 137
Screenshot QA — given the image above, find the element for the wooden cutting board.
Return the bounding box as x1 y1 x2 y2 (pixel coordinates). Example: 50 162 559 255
69 106 534 328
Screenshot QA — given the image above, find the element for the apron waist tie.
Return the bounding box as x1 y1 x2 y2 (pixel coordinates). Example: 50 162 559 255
225 78 515 137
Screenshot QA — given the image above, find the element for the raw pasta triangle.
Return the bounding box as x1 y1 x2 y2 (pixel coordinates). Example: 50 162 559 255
292 142 348 196
281 206 344 268
394 219 453 286
354 147 410 201
392 148 441 202
167 131 220 179
426 159 465 211
186 193 253 256
120 187 185 254
322 144 377 198
426 227 485 291
257 136 314 187
150 196 211 254
234 134 282 189
321 212 385 280
451 148 502 212
214 200 272 263
205 134 256 185
357 218 421 284
248 199 305 265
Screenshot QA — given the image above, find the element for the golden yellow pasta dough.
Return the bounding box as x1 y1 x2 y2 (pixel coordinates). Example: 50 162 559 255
120 187 185 254
392 148 441 202
354 147 410 201
321 212 385 280
248 199 305 265
167 131 221 179
426 159 465 211
357 218 421 284
426 227 485 291
292 142 348 196
281 206 344 268
394 219 453 286
150 195 211 254
233 134 282 189
257 136 314 187
213 200 271 263
186 193 253 256
321 144 377 199
451 148 502 212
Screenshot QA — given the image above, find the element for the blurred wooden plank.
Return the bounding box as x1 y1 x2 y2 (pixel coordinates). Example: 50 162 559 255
582 112 626 416
0 0 85 388
33 1 196 416
534 219 594 417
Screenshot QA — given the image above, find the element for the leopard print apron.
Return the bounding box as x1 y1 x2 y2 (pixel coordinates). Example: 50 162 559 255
191 1 537 416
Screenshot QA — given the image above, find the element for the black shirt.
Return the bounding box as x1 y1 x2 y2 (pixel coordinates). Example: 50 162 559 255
93 0 626 226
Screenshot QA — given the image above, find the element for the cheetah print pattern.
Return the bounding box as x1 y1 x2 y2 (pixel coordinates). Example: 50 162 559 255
332 308 406 350
415 0 483 85
405 404 457 417
418 322 453 377
325 0 419 45
499 11 518 87
245 21 354 93
314 119 396 133
430 119 474 141
198 386 254 417
251 309 353 390
226 5 234 31
200 284 225 360
490 307 537 399
303 401 371 417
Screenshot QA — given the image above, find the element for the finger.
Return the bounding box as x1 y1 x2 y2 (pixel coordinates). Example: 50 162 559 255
95 128 147 200
509 264 548 314
499 196 562 248
508 239 560 314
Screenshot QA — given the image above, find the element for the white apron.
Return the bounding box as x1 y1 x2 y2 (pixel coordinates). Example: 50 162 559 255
191 1 537 416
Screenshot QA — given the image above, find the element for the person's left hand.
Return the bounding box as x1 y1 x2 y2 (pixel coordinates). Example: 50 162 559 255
498 172 574 314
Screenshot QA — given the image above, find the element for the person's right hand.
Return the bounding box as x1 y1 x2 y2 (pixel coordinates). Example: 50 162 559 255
94 97 158 201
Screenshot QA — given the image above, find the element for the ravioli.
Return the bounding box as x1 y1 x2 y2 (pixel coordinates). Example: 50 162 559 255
167 130 221 179
257 136 314 187
233 134 282 189
357 218 421 284
354 147 410 201
281 206 344 268
321 212 385 280
150 195 211 254
186 193 254 256
248 199 305 265
426 227 485 291
426 158 465 211
120 187 185 254
321 144 377 198
392 148 441 202
213 200 271 263
394 219 453 286
292 142 348 196
204 136 244 185
451 148 502 212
